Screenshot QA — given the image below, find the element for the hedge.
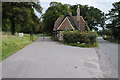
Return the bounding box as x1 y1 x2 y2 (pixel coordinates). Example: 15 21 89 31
63 31 97 43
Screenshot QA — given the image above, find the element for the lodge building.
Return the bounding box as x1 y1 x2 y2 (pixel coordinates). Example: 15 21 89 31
53 5 86 40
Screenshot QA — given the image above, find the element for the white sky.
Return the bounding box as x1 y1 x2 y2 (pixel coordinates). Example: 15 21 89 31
35 0 119 17
40 0 119 13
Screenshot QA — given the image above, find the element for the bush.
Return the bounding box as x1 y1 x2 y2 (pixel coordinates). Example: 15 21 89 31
63 31 97 44
103 35 120 44
112 27 120 40
102 29 112 36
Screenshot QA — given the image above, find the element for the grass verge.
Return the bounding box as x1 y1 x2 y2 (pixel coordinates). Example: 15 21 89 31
1 33 39 61
0 37 1 61
64 42 98 48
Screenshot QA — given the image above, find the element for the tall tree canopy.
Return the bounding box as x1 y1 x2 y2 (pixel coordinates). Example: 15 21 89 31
2 2 43 35
42 2 105 34
106 1 120 40
70 4 105 30
42 2 71 34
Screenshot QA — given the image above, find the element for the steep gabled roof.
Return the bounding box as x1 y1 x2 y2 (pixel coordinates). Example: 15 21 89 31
73 16 85 24
53 12 86 31
57 17 75 30
73 16 86 28
53 17 64 31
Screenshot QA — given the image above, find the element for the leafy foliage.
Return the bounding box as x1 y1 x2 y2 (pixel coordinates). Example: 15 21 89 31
2 2 43 35
70 4 106 30
42 2 71 34
106 1 120 40
42 2 106 34
63 31 97 43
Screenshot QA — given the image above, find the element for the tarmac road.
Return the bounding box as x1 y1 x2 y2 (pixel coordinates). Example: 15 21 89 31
97 37 118 70
1 37 118 78
2 37 102 78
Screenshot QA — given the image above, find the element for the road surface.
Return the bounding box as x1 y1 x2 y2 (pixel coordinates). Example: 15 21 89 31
97 37 118 78
1 37 118 78
97 37 118 70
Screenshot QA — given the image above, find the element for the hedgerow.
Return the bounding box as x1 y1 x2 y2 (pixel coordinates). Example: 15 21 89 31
63 31 97 43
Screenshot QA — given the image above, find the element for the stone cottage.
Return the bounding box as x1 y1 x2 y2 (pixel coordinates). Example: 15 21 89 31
53 5 86 40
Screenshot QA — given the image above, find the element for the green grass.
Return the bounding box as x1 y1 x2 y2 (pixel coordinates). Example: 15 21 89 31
0 38 2 61
64 42 98 48
51 36 98 48
1 33 39 61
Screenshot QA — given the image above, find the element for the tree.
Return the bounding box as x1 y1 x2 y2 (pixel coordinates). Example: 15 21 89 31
42 2 71 34
70 4 105 30
2 2 43 35
106 1 120 40
42 2 106 34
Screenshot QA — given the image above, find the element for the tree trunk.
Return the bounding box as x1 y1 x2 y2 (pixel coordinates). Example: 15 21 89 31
10 16 15 35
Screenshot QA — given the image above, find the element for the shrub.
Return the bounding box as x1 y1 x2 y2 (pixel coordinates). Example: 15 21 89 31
102 29 112 36
63 31 97 44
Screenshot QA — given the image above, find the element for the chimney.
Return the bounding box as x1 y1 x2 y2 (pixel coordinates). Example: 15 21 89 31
77 5 80 30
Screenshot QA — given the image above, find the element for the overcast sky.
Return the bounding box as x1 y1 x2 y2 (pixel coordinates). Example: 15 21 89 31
35 0 119 18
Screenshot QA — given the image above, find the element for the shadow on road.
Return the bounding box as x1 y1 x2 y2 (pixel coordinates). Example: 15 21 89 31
35 37 53 42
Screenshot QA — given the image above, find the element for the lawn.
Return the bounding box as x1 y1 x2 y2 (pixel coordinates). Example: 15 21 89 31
1 33 38 61
64 42 98 48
